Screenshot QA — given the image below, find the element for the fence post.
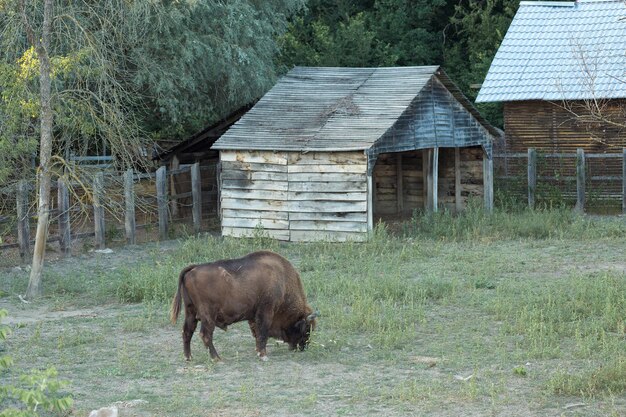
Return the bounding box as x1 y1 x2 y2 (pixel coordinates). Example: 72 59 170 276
156 166 168 240
191 162 202 235
169 155 180 218
93 171 105 249
483 152 494 213
622 148 626 215
124 168 136 245
575 148 585 212
527 148 537 209
16 180 30 261
57 178 71 256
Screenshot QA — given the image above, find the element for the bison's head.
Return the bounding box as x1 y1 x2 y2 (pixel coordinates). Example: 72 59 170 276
285 312 318 351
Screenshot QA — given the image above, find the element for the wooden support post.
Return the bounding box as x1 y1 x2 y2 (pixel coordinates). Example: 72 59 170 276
431 147 439 213
156 165 169 240
396 153 403 214
527 148 537 209
575 148 585 212
16 180 30 261
57 178 71 256
169 156 179 218
455 148 462 213
423 149 433 211
367 172 374 233
93 171 105 249
483 153 494 213
622 148 626 215
124 169 136 245
191 162 202 235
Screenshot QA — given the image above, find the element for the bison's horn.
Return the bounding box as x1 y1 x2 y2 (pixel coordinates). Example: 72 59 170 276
306 311 319 322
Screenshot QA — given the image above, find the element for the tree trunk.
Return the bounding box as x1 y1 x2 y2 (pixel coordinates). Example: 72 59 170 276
25 0 54 300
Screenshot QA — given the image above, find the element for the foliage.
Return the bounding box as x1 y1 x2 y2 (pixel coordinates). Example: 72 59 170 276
0 309 73 416
0 0 305 185
278 0 447 69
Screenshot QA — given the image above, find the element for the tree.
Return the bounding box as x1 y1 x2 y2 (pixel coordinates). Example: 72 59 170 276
0 0 305 298
277 0 447 69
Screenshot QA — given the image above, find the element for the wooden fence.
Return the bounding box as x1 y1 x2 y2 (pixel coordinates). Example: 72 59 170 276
0 162 218 262
494 148 626 212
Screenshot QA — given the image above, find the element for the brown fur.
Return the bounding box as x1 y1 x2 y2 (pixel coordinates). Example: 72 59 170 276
170 251 317 360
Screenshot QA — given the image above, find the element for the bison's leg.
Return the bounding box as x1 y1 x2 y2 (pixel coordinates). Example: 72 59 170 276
199 319 221 360
182 313 198 361
248 320 258 350
253 310 274 361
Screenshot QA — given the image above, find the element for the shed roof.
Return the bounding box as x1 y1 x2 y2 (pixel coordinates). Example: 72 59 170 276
213 66 498 152
477 0 626 103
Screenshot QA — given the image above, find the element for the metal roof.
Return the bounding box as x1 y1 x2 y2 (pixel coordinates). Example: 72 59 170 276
476 0 626 103
213 66 498 152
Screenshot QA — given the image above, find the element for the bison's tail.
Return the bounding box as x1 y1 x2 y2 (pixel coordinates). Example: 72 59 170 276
170 265 196 324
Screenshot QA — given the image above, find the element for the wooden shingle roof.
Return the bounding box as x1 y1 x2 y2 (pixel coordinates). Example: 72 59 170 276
213 66 498 152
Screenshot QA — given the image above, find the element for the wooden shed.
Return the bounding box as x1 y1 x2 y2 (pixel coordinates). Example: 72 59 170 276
153 104 252 218
212 66 498 242
477 1 626 191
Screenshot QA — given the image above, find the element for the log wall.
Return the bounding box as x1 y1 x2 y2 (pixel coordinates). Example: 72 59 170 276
500 100 626 199
220 150 368 242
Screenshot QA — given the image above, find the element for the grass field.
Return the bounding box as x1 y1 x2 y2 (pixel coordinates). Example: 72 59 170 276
1 208 625 416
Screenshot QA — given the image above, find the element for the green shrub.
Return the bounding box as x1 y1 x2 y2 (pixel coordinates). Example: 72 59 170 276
0 309 73 416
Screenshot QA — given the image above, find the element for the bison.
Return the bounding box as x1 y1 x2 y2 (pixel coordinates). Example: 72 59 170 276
170 250 317 361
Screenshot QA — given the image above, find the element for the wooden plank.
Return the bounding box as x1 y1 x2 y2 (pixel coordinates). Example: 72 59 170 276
396 153 403 214
290 230 368 242
288 212 365 222
423 149 431 211
288 191 366 201
221 150 287 165
124 169 136 245
576 148 585 212
222 217 289 230
221 198 287 211
93 172 105 249
527 148 537 209
290 220 367 233
222 160 287 173
191 162 202 234
221 188 288 201
483 154 494 213
221 170 288 181
287 164 366 174
287 172 366 182
57 179 71 256
288 181 365 192
156 166 169 240
455 148 462 213
222 226 290 241
222 179 288 191
623 148 626 215
222 209 288 221
289 199 367 213
169 156 179 217
287 151 366 165
367 173 373 232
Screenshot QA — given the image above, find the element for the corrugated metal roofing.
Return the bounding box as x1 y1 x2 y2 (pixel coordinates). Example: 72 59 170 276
213 66 497 151
476 0 626 103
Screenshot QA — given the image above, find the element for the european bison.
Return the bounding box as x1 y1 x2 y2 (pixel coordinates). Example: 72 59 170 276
170 250 317 361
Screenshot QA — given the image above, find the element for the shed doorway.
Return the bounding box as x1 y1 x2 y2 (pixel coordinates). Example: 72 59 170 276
372 146 486 222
